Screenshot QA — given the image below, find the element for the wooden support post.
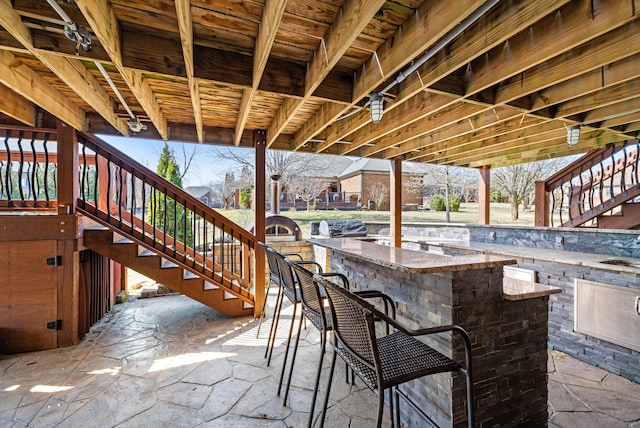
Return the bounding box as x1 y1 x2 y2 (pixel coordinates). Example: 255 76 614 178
535 181 550 226
57 237 79 346
253 130 266 318
478 166 491 225
390 159 402 248
56 120 78 214
56 120 80 346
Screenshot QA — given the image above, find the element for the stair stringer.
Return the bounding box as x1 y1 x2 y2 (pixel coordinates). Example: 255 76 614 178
84 229 253 318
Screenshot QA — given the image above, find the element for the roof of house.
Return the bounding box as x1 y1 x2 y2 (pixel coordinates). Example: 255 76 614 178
184 186 214 199
338 158 432 178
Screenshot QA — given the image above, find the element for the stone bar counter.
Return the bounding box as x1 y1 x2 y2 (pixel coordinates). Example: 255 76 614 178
311 237 562 428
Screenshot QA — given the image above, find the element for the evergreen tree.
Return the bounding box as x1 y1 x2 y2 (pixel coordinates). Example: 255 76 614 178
149 143 192 245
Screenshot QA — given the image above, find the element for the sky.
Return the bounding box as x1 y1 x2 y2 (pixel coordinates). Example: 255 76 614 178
99 135 250 187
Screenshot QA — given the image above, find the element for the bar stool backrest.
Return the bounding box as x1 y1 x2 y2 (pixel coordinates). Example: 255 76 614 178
258 241 281 286
314 274 381 390
287 259 329 332
271 248 298 303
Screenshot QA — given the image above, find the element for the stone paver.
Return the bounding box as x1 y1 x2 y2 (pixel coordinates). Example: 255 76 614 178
0 295 638 427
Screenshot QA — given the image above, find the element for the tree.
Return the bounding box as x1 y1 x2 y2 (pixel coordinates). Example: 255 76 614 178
289 177 328 212
368 183 389 211
148 142 192 245
214 171 238 209
210 149 326 204
492 159 565 220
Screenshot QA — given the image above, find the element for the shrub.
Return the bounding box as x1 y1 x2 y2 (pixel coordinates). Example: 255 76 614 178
430 194 460 212
239 188 252 208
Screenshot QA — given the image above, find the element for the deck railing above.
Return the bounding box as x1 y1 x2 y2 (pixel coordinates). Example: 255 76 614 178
0 127 59 211
536 140 640 228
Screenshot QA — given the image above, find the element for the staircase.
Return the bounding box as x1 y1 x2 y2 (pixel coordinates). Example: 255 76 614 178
83 229 252 317
536 140 640 229
76 132 256 317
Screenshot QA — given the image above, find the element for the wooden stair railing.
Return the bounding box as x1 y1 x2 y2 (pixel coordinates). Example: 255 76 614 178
536 140 640 228
75 132 256 312
0 127 60 211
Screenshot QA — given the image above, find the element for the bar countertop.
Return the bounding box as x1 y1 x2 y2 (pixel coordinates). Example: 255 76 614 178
310 237 516 274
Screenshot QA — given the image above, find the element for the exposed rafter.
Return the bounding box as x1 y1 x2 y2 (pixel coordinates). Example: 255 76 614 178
295 0 489 151
0 0 128 134
175 0 203 143
235 0 287 146
0 82 36 125
0 49 84 130
75 0 169 140
265 0 387 147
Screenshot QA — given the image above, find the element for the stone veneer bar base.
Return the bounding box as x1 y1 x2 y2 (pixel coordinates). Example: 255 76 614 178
325 248 550 427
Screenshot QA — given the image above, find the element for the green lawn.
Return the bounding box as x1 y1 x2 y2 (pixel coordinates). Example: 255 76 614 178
216 203 535 238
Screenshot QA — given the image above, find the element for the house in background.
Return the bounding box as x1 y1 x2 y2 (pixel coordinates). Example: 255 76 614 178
184 186 220 208
278 155 431 211
339 158 431 210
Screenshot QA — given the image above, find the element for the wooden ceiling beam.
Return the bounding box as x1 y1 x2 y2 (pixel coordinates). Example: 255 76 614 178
0 49 84 130
234 0 287 146
420 120 563 165
265 0 387 147
396 0 570 107
438 126 624 167
467 133 626 168
0 82 36 126
0 0 126 133
499 21 640 107
601 111 640 129
75 0 169 140
398 110 541 161
352 96 485 157
316 0 566 155
582 97 640 125
530 53 640 112
175 0 203 143
342 0 639 162
466 0 636 97
296 0 489 152
554 78 640 119
338 91 460 155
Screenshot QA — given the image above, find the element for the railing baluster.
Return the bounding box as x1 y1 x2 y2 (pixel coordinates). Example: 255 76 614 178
578 166 584 219
588 159 594 215
80 144 87 204
0 160 4 201
131 169 136 232
141 178 146 239
163 188 168 252
558 178 565 225
17 132 25 206
172 194 177 258
117 163 123 228
106 158 112 223
598 152 605 210
4 130 13 205
621 141 628 197
29 135 37 204
634 138 640 186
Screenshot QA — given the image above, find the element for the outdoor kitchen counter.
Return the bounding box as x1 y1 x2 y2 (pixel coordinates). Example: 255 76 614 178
309 237 515 274
310 237 553 427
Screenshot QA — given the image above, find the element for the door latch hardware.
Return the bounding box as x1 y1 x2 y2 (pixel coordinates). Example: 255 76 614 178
47 320 62 330
46 256 62 266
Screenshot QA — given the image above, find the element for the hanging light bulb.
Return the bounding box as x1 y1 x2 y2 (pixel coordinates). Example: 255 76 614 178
566 125 581 147
369 92 384 123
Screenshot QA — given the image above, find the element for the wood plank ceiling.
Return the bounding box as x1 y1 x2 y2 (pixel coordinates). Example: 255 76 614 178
0 0 638 168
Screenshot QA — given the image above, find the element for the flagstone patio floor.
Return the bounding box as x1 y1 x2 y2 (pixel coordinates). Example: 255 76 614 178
1 294 639 427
